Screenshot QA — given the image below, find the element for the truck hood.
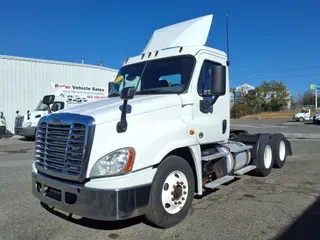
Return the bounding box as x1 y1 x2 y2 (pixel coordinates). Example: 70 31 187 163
22 111 46 122
57 94 183 125
294 113 306 117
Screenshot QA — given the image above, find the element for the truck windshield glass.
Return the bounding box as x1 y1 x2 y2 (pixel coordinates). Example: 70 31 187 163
35 101 48 111
109 55 195 96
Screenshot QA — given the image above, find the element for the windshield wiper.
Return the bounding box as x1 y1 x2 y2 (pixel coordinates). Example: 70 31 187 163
136 89 173 95
108 93 120 97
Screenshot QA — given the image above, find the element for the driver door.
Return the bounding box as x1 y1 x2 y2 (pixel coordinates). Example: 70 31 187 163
192 52 230 145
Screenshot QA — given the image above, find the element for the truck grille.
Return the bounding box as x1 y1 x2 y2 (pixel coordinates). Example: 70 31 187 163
15 116 24 128
35 113 95 182
14 116 24 135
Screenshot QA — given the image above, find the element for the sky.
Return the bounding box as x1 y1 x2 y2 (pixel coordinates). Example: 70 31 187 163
0 0 319 97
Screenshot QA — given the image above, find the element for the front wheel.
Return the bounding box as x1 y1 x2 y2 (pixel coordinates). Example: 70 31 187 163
144 155 195 229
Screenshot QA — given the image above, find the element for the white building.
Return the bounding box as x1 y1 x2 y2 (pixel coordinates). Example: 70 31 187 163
235 83 255 94
0 55 118 134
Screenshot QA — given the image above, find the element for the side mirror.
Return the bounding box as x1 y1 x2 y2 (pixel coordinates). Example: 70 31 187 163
117 87 136 133
108 82 114 94
43 95 55 105
120 87 136 100
210 65 226 96
200 65 227 113
0 112 3 118
43 95 55 114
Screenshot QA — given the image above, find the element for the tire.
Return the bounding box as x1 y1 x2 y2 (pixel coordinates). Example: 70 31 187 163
144 155 195 229
254 138 274 177
299 117 304 122
270 134 287 168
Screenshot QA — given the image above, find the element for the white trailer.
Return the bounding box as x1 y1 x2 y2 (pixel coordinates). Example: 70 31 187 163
0 55 118 135
31 15 293 229
15 82 110 139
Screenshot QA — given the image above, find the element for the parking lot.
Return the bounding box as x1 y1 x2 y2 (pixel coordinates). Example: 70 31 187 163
0 120 319 240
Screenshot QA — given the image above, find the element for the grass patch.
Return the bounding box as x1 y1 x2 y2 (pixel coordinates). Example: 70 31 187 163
239 110 319 120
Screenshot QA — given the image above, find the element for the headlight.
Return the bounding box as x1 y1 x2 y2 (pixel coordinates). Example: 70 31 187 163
23 122 32 128
89 147 135 178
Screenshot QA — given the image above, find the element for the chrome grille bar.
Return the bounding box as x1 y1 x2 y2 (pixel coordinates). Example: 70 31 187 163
35 113 95 182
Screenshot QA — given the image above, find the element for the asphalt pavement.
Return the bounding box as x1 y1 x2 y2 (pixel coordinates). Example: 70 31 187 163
231 119 320 139
0 122 319 240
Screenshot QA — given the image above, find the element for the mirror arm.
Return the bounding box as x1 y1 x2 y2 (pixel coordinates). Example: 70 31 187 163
201 95 220 108
200 95 221 114
117 100 128 133
47 105 52 114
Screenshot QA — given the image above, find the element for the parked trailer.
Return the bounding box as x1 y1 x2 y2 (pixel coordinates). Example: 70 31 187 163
0 54 118 134
31 14 292 229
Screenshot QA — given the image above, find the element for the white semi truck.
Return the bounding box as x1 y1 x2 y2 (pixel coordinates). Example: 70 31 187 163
293 108 312 122
31 14 293 229
0 111 6 136
15 82 109 139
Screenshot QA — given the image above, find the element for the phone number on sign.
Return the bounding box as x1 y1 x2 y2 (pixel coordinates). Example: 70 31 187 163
87 95 108 99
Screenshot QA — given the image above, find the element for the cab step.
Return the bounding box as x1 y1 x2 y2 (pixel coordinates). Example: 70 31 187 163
204 175 235 189
234 165 257 176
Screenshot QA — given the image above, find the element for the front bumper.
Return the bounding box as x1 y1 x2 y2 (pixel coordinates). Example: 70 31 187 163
15 126 36 137
32 171 151 221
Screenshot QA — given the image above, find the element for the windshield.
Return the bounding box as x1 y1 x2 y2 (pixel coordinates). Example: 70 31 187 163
34 101 48 111
109 55 195 96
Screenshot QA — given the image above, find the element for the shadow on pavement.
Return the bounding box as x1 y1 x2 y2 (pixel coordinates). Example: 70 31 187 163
40 202 145 230
274 197 320 240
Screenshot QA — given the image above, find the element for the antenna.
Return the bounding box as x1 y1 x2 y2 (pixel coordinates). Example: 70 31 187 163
226 14 230 66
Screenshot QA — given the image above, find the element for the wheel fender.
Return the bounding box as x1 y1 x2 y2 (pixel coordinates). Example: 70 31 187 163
188 145 203 196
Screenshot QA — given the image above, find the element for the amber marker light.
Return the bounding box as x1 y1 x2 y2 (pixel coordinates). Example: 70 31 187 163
189 130 195 135
123 149 135 173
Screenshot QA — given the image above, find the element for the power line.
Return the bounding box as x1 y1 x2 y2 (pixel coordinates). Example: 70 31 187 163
231 72 320 82
233 65 320 76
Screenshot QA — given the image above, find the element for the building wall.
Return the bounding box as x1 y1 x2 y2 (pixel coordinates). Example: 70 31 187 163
0 55 118 134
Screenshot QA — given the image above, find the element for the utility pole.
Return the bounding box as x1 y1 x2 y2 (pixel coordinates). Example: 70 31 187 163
316 87 318 109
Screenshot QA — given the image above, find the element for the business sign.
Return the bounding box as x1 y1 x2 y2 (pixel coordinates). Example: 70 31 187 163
310 84 317 90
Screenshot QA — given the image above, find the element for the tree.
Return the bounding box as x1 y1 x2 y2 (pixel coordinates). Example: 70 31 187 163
296 90 320 107
231 80 291 118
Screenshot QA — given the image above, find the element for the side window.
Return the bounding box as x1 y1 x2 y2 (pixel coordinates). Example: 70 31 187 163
115 74 141 92
197 60 221 96
51 101 65 112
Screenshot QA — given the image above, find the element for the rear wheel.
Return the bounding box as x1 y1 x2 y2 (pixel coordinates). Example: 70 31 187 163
254 138 274 177
144 155 195 229
271 134 287 168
